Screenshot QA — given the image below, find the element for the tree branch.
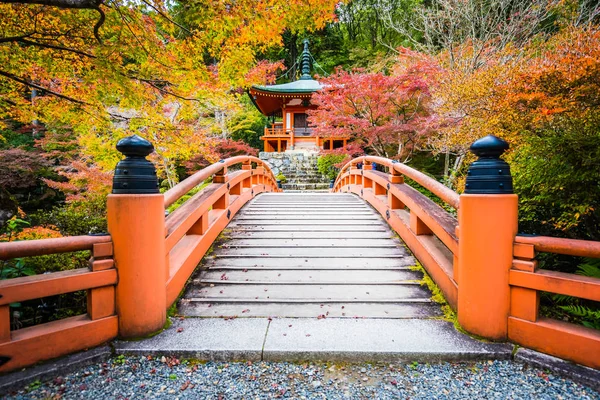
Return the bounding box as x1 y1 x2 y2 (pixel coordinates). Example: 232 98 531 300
5 38 97 58
92 5 105 43
0 0 103 9
0 70 89 105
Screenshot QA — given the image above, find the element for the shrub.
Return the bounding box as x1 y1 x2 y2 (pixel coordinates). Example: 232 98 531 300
317 153 348 181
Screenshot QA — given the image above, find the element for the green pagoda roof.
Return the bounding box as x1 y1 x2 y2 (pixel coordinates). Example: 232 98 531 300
250 39 321 94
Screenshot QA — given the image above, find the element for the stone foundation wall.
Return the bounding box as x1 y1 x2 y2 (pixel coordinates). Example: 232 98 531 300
259 152 330 191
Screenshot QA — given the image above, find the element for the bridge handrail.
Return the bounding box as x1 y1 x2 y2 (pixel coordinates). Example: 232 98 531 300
332 159 459 309
0 237 117 372
336 155 460 210
508 238 600 368
164 156 276 208
0 235 111 260
515 235 600 258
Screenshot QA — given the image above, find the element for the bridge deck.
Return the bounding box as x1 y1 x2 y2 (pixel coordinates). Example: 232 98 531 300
116 193 512 362
179 193 441 319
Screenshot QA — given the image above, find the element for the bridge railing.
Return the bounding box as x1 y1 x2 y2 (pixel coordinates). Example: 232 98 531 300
0 235 118 372
332 136 600 370
162 157 279 306
509 236 600 368
333 155 460 309
0 134 279 372
106 146 280 340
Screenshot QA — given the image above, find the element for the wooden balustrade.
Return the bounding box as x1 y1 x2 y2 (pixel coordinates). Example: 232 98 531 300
162 157 280 306
263 126 292 136
333 159 459 309
508 237 600 369
0 236 117 372
332 155 600 370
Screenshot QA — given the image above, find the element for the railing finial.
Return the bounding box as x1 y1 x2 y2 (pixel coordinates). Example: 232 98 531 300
464 135 513 194
112 134 160 194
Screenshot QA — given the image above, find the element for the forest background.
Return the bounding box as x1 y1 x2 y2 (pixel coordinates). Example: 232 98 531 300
0 0 599 327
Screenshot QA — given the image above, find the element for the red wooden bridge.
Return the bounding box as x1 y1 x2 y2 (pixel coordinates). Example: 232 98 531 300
0 135 598 373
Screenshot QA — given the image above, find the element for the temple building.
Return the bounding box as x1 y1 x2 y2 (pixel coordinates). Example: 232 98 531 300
248 40 349 153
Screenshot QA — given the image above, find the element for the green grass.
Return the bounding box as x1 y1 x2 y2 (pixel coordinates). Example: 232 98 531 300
410 262 491 342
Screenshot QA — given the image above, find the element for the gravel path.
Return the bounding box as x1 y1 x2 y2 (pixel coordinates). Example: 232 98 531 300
4 356 598 399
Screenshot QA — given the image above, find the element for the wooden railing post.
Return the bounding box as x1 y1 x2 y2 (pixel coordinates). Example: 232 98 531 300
458 135 518 340
107 135 166 338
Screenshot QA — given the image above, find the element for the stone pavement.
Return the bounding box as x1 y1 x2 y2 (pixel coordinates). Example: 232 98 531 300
114 317 513 362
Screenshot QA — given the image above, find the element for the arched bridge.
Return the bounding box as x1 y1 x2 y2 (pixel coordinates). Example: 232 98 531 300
0 135 598 373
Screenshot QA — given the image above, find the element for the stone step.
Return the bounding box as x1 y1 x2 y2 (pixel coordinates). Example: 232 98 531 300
231 220 386 226
187 283 431 301
205 257 415 269
282 185 330 190
212 247 407 257
199 269 423 283
220 238 397 248
224 231 392 239
178 301 441 318
180 192 435 325
234 215 379 221
226 225 387 232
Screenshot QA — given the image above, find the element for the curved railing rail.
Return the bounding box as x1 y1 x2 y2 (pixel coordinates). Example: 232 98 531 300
332 155 600 369
0 235 117 372
335 156 460 209
162 156 280 305
164 156 275 208
333 156 460 309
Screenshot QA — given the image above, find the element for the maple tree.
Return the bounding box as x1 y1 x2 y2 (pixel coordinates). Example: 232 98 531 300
308 53 437 161
0 0 337 185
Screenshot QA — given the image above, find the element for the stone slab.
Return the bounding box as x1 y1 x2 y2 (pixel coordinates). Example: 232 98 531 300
179 302 441 319
213 247 407 257
514 347 600 392
114 318 269 361
0 345 112 395
200 269 422 283
228 225 387 232
262 318 513 362
221 238 397 248
206 256 415 269
190 283 430 301
225 231 393 239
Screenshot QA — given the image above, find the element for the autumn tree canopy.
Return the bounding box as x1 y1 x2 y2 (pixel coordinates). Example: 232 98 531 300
0 0 338 184
308 55 437 161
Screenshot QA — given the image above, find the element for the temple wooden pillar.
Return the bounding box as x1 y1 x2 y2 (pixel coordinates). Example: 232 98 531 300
277 139 281 152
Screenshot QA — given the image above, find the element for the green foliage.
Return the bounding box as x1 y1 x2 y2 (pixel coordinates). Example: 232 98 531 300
166 181 211 214
558 305 600 330
0 258 35 279
545 258 600 330
228 99 267 151
512 126 600 241
276 173 287 183
26 380 42 391
317 153 347 180
0 127 36 151
32 199 108 236
2 218 30 240
114 355 127 365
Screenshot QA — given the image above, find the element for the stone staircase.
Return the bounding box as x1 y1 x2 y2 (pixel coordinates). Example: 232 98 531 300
259 152 330 192
178 193 440 319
